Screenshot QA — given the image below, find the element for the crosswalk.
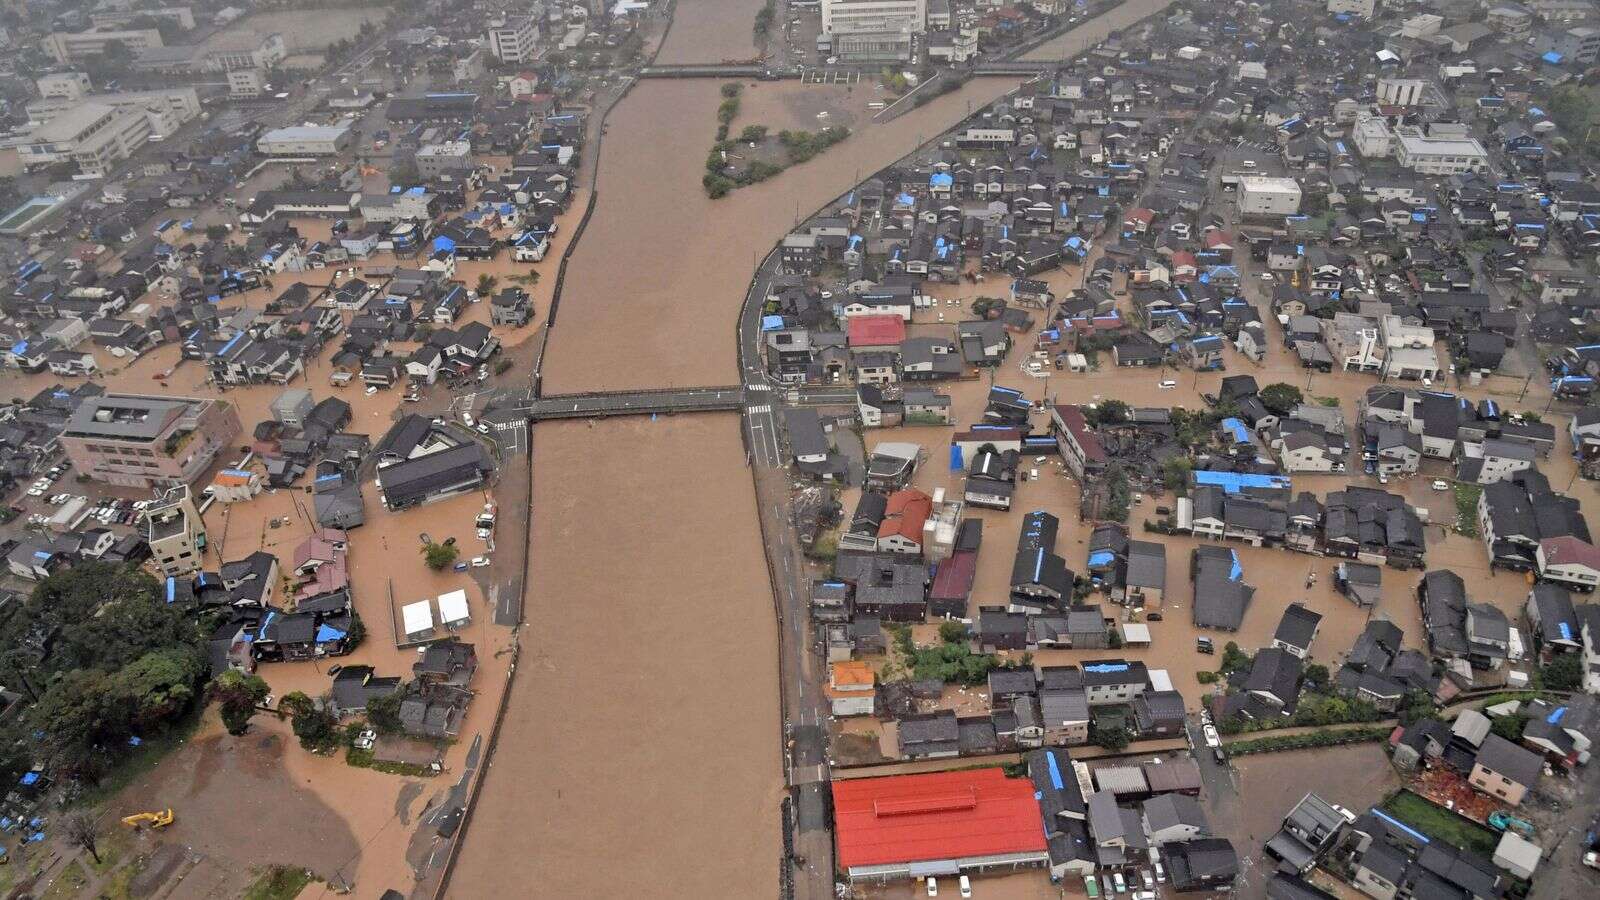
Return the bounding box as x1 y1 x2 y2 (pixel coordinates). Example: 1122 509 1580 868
748 404 772 414
747 383 771 392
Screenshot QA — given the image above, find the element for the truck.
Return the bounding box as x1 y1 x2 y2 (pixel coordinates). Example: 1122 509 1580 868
475 504 496 539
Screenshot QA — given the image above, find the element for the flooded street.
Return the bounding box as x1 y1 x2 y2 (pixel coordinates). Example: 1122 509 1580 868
445 416 782 897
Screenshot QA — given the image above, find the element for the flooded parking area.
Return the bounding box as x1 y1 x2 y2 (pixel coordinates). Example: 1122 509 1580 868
445 414 782 897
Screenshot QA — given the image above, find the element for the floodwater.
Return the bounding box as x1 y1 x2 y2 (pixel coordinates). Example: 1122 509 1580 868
1214 744 1400 897
1020 0 1178 62
445 415 783 897
835 253 1565 712
542 76 1010 393
656 0 766 64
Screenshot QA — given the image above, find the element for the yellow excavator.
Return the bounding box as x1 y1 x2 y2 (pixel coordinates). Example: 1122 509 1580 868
120 809 175 829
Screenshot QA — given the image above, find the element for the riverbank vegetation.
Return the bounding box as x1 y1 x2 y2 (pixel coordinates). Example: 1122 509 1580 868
703 83 851 198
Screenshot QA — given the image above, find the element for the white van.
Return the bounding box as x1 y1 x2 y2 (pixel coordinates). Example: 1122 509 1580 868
1159 379 1177 389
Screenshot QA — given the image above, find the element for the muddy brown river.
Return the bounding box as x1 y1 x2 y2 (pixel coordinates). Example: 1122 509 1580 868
449 2 1192 896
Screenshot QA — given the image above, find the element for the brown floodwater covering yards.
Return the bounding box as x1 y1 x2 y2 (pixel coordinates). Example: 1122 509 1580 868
446 415 782 897
541 77 1013 394
655 0 765 64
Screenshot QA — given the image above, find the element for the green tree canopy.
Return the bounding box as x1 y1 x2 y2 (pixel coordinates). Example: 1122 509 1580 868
210 670 270 736
1259 383 1305 416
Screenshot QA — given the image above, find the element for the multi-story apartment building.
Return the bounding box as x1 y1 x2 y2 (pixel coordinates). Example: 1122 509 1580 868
61 393 242 489
487 16 541 63
144 486 207 577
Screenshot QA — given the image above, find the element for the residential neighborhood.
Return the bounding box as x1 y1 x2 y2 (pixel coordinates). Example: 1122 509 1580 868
5 0 1600 898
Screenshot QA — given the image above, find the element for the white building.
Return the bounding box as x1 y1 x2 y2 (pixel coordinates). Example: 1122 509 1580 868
257 125 353 156
1353 116 1393 158
1394 130 1488 175
229 68 266 98
823 0 926 34
42 28 164 64
1377 76 1427 106
36 72 91 102
1237 176 1302 216
823 0 925 60
204 31 286 72
1327 0 1375 15
486 16 541 63
18 103 154 176
28 88 200 130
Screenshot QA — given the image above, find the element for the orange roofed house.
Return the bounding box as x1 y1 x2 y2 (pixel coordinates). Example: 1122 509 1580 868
832 768 1048 883
877 488 932 556
827 660 876 717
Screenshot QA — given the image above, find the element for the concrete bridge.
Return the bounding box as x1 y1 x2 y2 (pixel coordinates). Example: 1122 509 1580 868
638 64 775 79
971 60 1057 76
522 386 747 421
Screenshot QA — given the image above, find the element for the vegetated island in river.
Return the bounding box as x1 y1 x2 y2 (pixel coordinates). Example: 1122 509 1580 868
703 83 851 199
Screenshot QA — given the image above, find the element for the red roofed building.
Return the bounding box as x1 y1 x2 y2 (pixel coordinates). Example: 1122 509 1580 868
929 549 977 618
832 768 1049 882
1537 535 1600 592
877 488 932 555
1123 208 1156 233
1050 404 1108 480
849 314 907 351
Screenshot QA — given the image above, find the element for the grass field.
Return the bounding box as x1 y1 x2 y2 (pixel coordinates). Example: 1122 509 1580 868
1380 790 1500 856
1453 483 1482 537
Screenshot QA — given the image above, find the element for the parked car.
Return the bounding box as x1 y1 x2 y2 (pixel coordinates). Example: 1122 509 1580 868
1431 479 1449 491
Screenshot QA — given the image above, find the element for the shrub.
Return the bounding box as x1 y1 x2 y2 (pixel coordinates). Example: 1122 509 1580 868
422 542 458 571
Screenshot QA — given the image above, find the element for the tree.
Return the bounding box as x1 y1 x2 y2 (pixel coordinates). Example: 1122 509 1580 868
281 691 339 751
64 812 101 865
971 297 1005 318
1161 456 1194 493
1093 723 1131 752
210 670 270 736
29 670 132 781
366 689 405 735
1303 663 1330 692
1087 399 1130 427
738 125 768 144
1219 641 1252 675
205 224 229 242
1397 689 1438 727
1259 382 1305 416
475 274 498 296
938 621 968 644
423 541 459 571
112 648 206 730
1540 653 1583 691
1491 713 1528 742
720 82 743 99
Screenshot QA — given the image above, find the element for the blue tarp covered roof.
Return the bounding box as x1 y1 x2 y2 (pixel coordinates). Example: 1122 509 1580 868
1193 470 1291 493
